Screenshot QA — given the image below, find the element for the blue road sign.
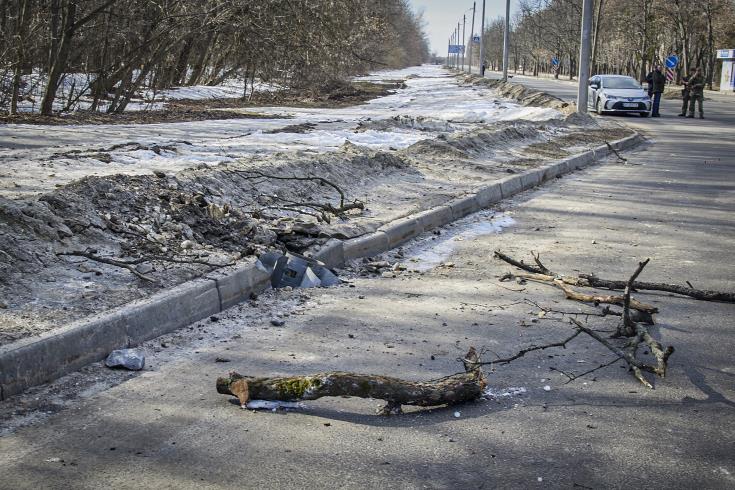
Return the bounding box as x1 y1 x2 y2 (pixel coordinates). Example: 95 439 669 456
448 45 465 54
551 57 559 66
665 55 679 68
472 35 480 43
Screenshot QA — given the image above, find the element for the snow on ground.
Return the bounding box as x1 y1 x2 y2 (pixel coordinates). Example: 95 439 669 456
399 210 516 272
0 65 563 197
3 71 282 113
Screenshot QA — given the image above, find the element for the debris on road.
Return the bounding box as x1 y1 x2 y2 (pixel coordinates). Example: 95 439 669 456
104 349 145 371
257 251 339 289
217 347 486 415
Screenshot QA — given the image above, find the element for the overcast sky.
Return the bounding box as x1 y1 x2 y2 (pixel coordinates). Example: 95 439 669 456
409 0 515 55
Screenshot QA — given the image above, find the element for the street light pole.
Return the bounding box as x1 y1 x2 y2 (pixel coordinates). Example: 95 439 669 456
577 0 593 113
479 0 486 76
468 2 476 74
502 0 510 81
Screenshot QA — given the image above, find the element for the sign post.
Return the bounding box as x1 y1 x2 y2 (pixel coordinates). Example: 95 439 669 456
665 55 679 83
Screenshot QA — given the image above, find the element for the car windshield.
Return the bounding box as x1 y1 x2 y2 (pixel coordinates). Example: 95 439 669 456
602 78 641 89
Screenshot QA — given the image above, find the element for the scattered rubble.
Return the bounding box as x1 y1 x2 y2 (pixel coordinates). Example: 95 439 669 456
105 349 146 371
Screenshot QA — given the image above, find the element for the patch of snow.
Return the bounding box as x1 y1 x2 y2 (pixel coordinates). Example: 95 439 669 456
245 400 306 410
483 386 527 398
404 212 516 271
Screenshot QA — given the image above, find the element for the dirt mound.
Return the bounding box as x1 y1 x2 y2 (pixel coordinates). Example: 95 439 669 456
356 115 455 133
462 74 572 111
405 122 545 159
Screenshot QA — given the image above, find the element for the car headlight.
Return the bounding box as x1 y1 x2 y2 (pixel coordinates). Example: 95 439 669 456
606 95 620 100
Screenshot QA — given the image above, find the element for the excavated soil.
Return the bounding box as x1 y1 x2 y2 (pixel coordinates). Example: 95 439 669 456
0 73 633 346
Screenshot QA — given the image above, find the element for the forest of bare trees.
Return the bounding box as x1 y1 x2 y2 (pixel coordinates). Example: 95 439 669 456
481 0 735 88
0 0 429 115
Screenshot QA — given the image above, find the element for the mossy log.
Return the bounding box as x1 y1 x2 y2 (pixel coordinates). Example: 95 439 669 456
217 348 486 415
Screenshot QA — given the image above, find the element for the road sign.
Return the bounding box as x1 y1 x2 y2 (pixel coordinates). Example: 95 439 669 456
716 49 735 59
551 57 559 66
448 45 465 54
666 67 675 81
665 55 679 68
472 35 480 43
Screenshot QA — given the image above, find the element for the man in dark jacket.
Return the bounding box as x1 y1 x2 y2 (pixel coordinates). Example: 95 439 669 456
686 67 705 119
646 65 666 117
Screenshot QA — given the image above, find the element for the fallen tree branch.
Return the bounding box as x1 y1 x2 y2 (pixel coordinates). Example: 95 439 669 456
500 270 658 313
495 250 735 303
231 169 348 208
605 141 628 163
618 259 650 337
58 250 234 283
217 347 486 415
469 330 583 367
571 318 674 389
58 250 159 283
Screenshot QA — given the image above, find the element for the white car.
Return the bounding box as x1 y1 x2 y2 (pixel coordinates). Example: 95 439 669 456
588 75 652 116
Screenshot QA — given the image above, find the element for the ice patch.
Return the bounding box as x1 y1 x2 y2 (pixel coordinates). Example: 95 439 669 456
483 386 527 398
404 213 515 271
245 400 307 410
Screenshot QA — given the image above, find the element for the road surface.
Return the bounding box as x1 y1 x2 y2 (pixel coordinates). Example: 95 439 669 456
1 72 734 489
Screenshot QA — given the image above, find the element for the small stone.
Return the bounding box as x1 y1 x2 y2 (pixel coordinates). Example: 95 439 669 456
153 170 166 178
135 263 154 274
105 349 145 370
180 240 195 250
348 334 355 339
215 357 231 363
454 411 461 418
381 271 394 278
209 316 219 322
270 319 285 327
591 240 597 244
543 385 551 391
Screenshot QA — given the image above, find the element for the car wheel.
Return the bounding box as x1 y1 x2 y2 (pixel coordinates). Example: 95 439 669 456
595 99 603 115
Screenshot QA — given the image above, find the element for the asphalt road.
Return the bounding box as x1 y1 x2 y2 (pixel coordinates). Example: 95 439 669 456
1 75 734 489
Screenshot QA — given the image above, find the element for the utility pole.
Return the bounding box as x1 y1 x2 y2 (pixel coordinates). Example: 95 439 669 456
479 0 486 76
457 22 461 69
468 2 476 74
577 0 593 113
462 14 466 72
502 0 510 81
447 36 451 67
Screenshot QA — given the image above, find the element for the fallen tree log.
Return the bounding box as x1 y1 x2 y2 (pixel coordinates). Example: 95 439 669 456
217 347 486 415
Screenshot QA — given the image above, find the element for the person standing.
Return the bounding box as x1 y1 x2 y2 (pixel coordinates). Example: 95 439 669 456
687 67 705 119
678 70 692 117
646 65 666 117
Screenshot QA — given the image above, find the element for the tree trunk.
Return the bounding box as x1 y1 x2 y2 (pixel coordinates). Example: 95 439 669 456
41 0 77 115
590 0 605 71
10 0 31 115
217 348 486 415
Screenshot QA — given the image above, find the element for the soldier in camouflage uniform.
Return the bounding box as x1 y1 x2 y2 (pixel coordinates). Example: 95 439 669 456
678 69 693 117
686 67 704 119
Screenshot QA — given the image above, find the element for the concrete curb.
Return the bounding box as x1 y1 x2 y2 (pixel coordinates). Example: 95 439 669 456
0 132 643 400
0 260 270 400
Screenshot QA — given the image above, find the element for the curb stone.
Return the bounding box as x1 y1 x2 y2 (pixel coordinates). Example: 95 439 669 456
0 132 643 400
